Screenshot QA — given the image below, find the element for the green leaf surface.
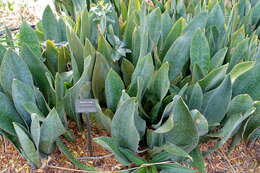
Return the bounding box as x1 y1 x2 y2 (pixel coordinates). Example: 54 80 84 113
230 61 256 83
111 98 140 152
13 123 41 168
12 79 36 125
191 110 208 136
187 83 203 110
201 75 232 125
40 108 66 154
199 64 228 91
105 69 125 112
149 62 170 102
165 96 199 152
30 114 41 149
210 47 228 69
94 136 130 165
20 44 50 94
190 29 211 75
233 63 260 99
19 22 41 57
0 49 33 96
92 52 110 106
190 147 206 173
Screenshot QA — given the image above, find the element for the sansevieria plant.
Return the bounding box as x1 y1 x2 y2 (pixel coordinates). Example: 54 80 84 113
0 0 260 172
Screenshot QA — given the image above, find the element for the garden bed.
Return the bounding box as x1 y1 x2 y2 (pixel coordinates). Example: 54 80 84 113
1 121 259 173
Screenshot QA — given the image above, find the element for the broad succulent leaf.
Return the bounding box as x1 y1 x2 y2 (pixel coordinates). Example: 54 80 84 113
111 98 140 152
210 47 228 69
65 57 92 129
190 29 211 75
20 44 51 94
201 75 232 125
0 49 33 96
191 110 208 136
187 83 203 110
94 136 130 165
39 108 66 154
30 114 41 149
165 96 199 152
230 61 256 82
148 62 170 102
19 22 41 57
12 79 36 125
243 101 260 140
199 64 228 91
128 54 154 96
92 52 110 106
105 69 125 112
233 62 260 99
13 123 41 168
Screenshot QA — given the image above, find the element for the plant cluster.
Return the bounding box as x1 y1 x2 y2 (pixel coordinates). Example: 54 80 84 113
0 0 260 172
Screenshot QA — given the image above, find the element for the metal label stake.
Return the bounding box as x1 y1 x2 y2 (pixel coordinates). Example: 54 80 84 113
75 99 98 156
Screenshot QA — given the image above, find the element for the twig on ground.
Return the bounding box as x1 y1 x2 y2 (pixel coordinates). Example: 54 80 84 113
219 149 236 173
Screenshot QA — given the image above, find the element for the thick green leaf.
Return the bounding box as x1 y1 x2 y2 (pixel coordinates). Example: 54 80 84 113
165 96 199 152
45 40 58 75
190 147 206 173
187 83 203 110
148 62 170 101
42 6 59 41
0 92 24 125
13 123 41 168
161 17 185 58
162 142 192 160
128 54 154 96
199 64 228 91
228 39 249 71
67 29 84 74
92 52 110 106
119 147 146 166
30 114 41 149
0 44 6 64
0 49 33 96
121 58 134 87
208 107 255 152
243 101 260 140
65 57 92 129
105 69 125 112
93 103 112 134
154 114 174 134
227 94 254 117
94 137 130 165
56 138 96 171
20 44 51 94
190 29 211 75
158 163 196 173
111 98 140 152
233 62 260 99
19 22 41 57
210 47 228 69
163 12 208 81
207 3 225 32
191 110 208 136
12 79 36 125
202 75 232 125
40 108 66 154
230 61 256 83
148 7 161 46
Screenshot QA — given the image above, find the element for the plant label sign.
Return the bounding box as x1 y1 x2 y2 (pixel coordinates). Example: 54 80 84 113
75 99 98 113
